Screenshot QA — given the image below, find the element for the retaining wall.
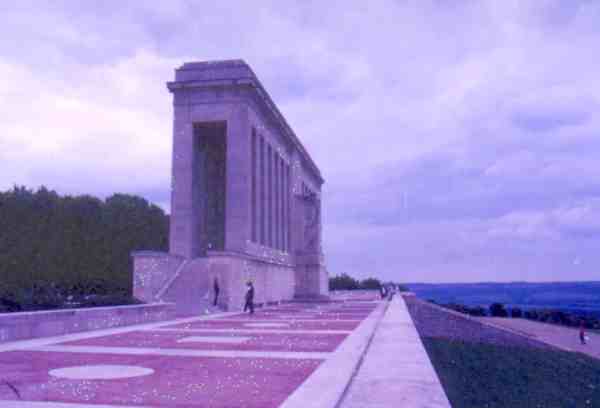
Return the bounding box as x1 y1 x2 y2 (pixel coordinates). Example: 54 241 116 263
0 302 175 343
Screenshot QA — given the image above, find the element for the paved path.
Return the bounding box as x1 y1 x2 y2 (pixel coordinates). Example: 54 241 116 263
340 296 451 408
480 317 600 359
0 297 382 407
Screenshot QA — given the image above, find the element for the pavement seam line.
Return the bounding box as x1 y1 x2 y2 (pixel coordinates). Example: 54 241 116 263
29 344 331 360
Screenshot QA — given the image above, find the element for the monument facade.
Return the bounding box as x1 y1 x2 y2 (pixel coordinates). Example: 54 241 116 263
133 60 328 313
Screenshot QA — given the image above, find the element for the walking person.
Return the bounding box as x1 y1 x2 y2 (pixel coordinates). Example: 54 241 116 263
580 321 587 345
213 277 220 307
243 281 255 314
379 285 387 300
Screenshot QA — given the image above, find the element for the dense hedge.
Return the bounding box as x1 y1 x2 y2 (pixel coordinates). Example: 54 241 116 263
0 186 169 300
438 301 600 330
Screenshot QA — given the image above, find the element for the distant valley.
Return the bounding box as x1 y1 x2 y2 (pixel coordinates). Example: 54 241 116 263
406 281 600 317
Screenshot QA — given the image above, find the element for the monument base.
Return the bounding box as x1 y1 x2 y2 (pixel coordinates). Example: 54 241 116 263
133 251 302 312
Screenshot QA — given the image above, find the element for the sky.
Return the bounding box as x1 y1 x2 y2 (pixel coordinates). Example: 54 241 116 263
1 1 600 283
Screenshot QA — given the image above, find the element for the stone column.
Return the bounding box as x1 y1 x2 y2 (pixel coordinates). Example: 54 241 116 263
254 130 261 244
286 163 291 252
260 136 266 246
282 160 287 252
274 154 279 250
281 160 287 251
169 91 197 258
267 144 272 248
224 104 251 253
270 146 276 249
290 153 302 255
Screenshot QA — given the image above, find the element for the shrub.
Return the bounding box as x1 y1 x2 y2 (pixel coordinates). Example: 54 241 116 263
489 303 508 317
511 307 523 318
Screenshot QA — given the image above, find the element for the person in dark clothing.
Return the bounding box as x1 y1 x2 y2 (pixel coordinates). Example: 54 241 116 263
243 281 255 314
379 285 387 300
580 322 587 345
213 277 220 307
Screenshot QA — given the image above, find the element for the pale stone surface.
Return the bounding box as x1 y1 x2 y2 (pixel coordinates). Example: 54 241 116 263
34 345 329 360
177 336 250 344
243 322 289 328
340 297 452 408
49 365 154 380
133 60 329 312
0 303 175 344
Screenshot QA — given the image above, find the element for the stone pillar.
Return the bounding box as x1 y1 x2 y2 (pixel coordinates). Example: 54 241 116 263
260 136 266 246
282 160 287 252
286 163 291 252
169 92 197 258
270 145 276 249
274 153 279 250
224 104 251 253
253 129 261 244
266 144 272 247
279 156 284 251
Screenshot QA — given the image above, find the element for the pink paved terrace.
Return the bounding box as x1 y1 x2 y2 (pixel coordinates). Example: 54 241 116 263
0 299 381 407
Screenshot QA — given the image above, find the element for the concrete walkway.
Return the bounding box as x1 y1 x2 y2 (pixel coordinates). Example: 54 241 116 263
340 296 451 408
480 317 600 360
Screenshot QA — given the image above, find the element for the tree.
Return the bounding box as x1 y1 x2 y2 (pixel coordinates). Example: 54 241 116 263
329 274 360 290
511 307 523 318
0 185 169 298
359 277 381 290
489 303 508 317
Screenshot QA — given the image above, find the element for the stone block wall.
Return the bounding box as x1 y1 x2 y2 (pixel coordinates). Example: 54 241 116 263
132 251 185 302
204 253 295 310
403 295 554 350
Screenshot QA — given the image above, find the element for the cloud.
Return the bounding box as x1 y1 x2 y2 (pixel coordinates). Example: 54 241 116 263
0 50 177 198
2 1 600 282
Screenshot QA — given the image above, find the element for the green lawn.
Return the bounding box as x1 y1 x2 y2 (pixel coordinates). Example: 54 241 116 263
422 337 600 408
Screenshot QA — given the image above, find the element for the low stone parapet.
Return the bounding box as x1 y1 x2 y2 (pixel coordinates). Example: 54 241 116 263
0 302 175 343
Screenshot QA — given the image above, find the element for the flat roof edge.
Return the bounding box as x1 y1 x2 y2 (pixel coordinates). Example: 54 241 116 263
167 60 324 184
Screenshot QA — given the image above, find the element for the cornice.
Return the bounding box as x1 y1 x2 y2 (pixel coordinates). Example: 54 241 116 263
167 60 324 185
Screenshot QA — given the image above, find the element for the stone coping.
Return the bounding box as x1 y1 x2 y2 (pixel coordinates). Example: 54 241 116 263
206 249 295 266
0 303 175 343
131 250 182 258
0 302 171 319
131 249 295 267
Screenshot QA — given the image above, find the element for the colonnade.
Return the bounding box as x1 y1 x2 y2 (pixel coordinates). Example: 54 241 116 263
250 128 291 252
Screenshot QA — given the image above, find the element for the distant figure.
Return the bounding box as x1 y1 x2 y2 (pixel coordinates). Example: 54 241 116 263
244 281 255 314
580 322 587 345
213 277 220 307
388 285 395 301
379 285 387 300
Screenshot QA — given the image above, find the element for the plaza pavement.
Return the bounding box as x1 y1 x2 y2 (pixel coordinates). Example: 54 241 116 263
0 293 449 407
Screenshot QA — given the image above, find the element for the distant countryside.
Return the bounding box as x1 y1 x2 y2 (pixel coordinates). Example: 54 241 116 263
407 282 600 316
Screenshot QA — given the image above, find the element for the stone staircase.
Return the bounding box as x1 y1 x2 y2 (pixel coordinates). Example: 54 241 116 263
156 258 221 317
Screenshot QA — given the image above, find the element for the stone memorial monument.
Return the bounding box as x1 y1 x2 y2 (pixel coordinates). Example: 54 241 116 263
132 60 328 313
